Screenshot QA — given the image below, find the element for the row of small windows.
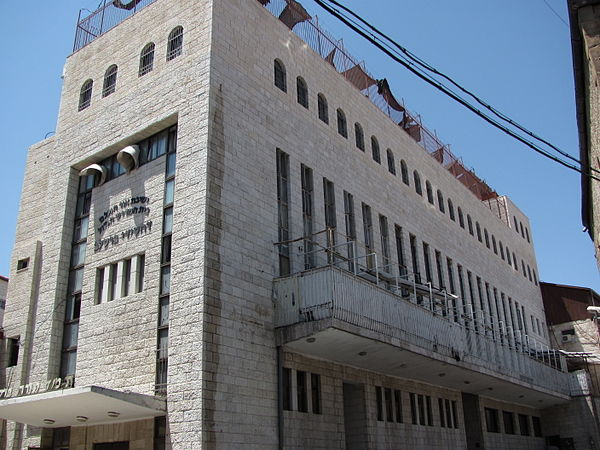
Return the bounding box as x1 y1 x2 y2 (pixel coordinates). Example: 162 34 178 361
78 27 183 111
95 254 145 304
484 408 542 437
513 216 531 244
274 59 537 285
276 151 548 343
282 367 321 414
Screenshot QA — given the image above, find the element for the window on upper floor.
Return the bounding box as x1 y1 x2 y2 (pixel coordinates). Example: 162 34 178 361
476 222 482 242
525 227 531 243
499 241 505 260
413 171 422 195
7 337 19 368
492 235 497 254
166 26 183 61
102 65 118 97
296 76 308 108
448 199 455 221
401 160 409 185
78 79 93 111
371 136 380 163
139 43 155 77
458 207 464 228
437 190 445 213
318 93 328 123
337 108 348 138
274 59 286 92
355 122 365 151
426 181 434 204
484 229 490 248
386 149 396 175
467 215 473 235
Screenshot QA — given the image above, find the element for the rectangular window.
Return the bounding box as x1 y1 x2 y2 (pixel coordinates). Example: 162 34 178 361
518 414 530 436
532 416 542 437
282 368 292 411
385 387 393 422
409 235 420 284
422 243 432 284
343 191 356 271
276 150 291 276
362 203 374 269
96 267 105 304
417 394 426 425
379 215 390 271
394 225 406 276
297 370 308 413
301 165 315 269
447 259 458 322
426 395 433 426
7 337 19 367
503 411 515 434
17 257 29 271
452 400 459 429
457 265 466 318
122 258 132 297
435 250 444 290
485 408 499 433
311 373 321 414
467 271 478 331
376 386 383 421
323 178 337 262
438 398 446 427
109 263 118 301
410 392 417 424
445 399 452 428
394 390 402 423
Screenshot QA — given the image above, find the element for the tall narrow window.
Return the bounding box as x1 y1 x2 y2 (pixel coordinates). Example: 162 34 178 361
492 235 497 254
78 79 93 111
394 390 403 423
276 150 291 275
395 225 406 276
410 393 418 424
410 234 420 285
457 265 466 317
139 43 155 76
448 199 455 221
102 65 118 97
458 207 464 228
476 222 482 242
379 215 390 270
166 26 183 61
297 370 308 413
344 191 356 271
518 414 530 436
467 215 473 235
413 171 422 195
525 227 531 243
296 77 308 108
7 338 19 367
371 136 380 163
311 373 321 414
323 178 337 261
301 165 314 269
376 386 383 421
401 160 409 185
337 109 348 138
435 250 444 291
437 190 445 213
318 93 328 123
484 229 490 248
274 59 286 92
422 243 432 284
386 149 396 174
385 388 393 422
485 408 500 433
426 181 434 204
499 241 505 260
447 258 457 322
282 368 292 411
362 203 374 269
354 123 365 150
467 271 478 331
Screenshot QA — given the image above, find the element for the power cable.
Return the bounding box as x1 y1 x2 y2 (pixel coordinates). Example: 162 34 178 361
311 0 600 181
541 0 570 27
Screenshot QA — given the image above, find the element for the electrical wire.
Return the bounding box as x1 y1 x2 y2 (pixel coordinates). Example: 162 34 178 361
541 0 570 27
311 0 600 181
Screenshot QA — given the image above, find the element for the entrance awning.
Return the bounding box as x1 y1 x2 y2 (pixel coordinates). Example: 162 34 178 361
0 385 166 428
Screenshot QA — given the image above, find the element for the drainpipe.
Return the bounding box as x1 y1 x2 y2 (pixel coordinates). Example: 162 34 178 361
277 346 284 450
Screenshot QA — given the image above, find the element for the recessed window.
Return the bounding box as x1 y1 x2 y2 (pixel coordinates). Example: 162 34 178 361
394 390 403 423
166 26 183 61
354 122 365 151
386 149 396 175
78 79 93 111
401 160 409 185
282 368 292 411
96 255 144 304
467 215 473 235
337 108 347 138
448 199 455 221
296 77 308 108
492 236 497 254
437 190 445 213
371 136 380 163
499 241 505 260
139 43 155 76
484 229 490 248
476 222 482 242
518 414 530 436
503 411 515 434
102 65 118 97
17 257 29 271
317 93 328 124
7 337 19 367
413 171 422 195
297 370 308 413
311 373 321 414
532 416 542 437
376 386 383 421
458 207 464 228
274 59 286 92
485 408 500 433
426 181 434 204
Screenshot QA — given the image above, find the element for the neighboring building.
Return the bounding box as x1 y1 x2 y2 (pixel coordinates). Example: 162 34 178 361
568 0 600 272
0 0 572 448
540 282 600 449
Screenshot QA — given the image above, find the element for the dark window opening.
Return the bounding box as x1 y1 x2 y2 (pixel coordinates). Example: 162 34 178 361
274 59 286 92
166 26 183 61
139 43 155 76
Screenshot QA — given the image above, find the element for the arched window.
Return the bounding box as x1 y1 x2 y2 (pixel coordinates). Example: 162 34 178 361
448 199 455 221
525 227 530 243
506 246 512 266
386 149 396 175
371 136 380 163
499 241 505 260
318 93 328 124
426 181 434 204
166 26 183 61
519 221 525 238
102 65 118 97
532 269 538 285
78 79 93 111
513 216 519 233
476 222 482 242
274 59 286 92
355 123 365 151
296 77 308 108
401 160 409 185
527 265 532 281
437 190 445 213
337 109 347 138
484 229 490 248
458 207 464 228
467 215 473 235
413 171 422 195
139 43 155 76
513 253 518 269
492 235 497 254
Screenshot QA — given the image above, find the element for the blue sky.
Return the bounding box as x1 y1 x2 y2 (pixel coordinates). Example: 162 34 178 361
0 0 598 291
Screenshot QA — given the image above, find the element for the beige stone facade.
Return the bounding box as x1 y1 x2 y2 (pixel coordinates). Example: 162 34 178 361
0 0 577 448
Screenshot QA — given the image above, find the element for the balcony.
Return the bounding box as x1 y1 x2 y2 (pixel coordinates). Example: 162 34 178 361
273 231 570 407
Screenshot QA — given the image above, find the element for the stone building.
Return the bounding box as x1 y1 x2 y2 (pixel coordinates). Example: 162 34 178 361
0 0 574 448
568 0 600 272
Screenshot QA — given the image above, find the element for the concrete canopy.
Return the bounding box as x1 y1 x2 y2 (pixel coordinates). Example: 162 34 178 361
0 386 165 428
